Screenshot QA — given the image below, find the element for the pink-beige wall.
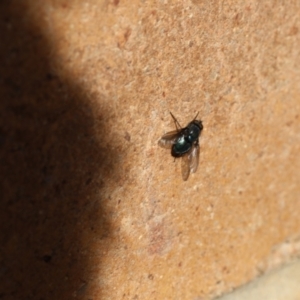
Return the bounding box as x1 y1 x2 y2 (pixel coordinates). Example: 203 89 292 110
0 1 299 299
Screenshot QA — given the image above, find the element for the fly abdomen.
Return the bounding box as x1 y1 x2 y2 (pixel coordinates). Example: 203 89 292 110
171 136 192 157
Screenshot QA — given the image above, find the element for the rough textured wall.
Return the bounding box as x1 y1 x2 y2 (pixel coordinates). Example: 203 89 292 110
0 0 300 299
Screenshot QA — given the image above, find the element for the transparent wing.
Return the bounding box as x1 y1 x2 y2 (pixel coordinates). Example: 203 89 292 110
181 154 190 181
158 130 179 149
181 143 200 181
189 143 200 174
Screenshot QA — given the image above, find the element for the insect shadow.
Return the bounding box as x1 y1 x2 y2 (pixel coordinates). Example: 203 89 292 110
158 112 203 181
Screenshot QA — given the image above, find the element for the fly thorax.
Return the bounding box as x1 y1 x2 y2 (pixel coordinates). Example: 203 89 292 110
187 124 201 143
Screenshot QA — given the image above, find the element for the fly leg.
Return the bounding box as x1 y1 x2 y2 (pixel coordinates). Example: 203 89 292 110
169 112 182 132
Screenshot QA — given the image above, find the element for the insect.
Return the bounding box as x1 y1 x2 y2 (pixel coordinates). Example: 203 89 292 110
158 112 203 181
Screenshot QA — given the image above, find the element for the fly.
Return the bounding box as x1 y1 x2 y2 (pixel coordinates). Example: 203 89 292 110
158 112 203 181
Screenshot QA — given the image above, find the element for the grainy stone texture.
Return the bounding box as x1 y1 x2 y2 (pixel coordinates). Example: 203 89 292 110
0 1 299 299
218 259 300 300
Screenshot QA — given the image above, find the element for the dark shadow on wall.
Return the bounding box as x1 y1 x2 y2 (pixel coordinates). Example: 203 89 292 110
0 2 114 299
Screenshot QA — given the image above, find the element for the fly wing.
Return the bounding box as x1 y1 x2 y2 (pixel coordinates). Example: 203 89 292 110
158 130 179 149
181 153 190 181
181 143 199 181
189 143 200 174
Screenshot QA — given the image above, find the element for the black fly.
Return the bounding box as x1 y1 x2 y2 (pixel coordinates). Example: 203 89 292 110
158 112 203 181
